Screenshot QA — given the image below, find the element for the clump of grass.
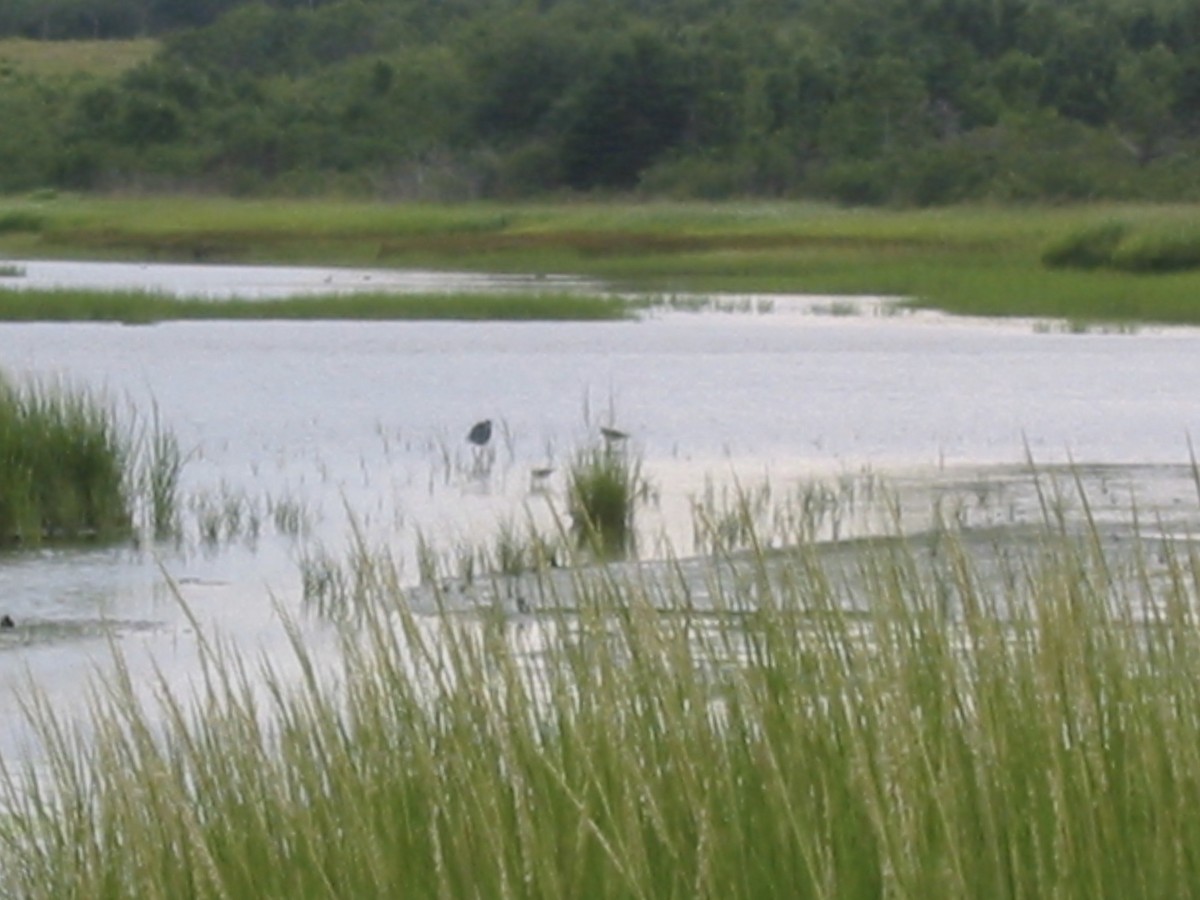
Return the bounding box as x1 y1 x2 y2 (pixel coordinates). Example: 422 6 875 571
0 264 25 277
0 209 45 234
812 299 860 316
1042 220 1200 275
0 372 132 545
138 403 185 540
1110 227 1200 273
188 484 261 549
1041 220 1131 269
566 441 646 556
268 493 315 539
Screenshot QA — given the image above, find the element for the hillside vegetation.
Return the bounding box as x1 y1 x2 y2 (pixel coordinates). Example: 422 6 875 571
0 36 156 77
1 0 1199 203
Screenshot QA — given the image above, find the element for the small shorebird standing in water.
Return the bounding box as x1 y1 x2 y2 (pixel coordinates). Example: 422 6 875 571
468 419 493 447
530 466 554 492
600 426 629 445
467 418 495 474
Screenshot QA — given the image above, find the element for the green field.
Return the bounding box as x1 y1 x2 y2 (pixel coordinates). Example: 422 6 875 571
0 37 157 78
3 195 1200 324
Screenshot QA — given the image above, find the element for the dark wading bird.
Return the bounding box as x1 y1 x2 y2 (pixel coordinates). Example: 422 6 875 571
0 615 14 629
467 419 493 447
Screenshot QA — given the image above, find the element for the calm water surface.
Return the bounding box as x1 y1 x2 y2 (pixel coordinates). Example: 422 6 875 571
1 260 1199 760
4 258 595 298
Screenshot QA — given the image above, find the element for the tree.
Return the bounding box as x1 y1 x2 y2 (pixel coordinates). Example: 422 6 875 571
558 29 695 189
1112 44 1180 164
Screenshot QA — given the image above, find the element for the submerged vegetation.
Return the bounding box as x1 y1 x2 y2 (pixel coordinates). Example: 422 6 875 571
5 481 1200 895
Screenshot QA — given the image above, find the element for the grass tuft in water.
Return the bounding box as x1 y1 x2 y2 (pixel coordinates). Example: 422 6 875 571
566 440 647 556
138 403 184 540
0 372 132 545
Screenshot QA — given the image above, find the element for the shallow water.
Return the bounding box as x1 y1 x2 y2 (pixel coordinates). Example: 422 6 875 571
1 261 1199 760
2 258 596 299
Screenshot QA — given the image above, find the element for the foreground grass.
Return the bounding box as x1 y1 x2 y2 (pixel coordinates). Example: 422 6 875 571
0 288 633 322
3 195 1200 323
4 499 1200 896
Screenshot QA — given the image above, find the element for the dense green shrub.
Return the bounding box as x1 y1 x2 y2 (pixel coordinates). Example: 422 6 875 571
0 209 44 233
1110 227 1200 273
1041 221 1131 269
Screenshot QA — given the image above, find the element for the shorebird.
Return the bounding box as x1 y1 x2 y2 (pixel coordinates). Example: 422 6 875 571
600 426 629 443
467 419 493 447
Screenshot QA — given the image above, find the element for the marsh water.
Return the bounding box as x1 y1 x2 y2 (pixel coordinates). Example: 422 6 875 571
2 258 1200 759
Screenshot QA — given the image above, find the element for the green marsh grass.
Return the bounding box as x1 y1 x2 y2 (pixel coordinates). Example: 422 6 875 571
1109 225 1200 273
6 487 1200 896
1043 219 1200 274
0 372 184 547
0 373 132 544
1041 220 1132 269
7 197 1200 324
0 288 633 322
138 404 184 540
566 441 647 556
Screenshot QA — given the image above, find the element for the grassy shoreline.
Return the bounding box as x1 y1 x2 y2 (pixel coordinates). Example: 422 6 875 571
3 196 1200 324
0 288 633 323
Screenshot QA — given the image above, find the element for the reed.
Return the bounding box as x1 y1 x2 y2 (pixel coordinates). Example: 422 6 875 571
0 372 132 544
566 440 646 556
0 372 186 547
3 484 1200 897
138 402 184 540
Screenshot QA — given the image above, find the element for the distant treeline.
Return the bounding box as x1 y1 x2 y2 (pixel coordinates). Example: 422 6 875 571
3 0 1200 203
